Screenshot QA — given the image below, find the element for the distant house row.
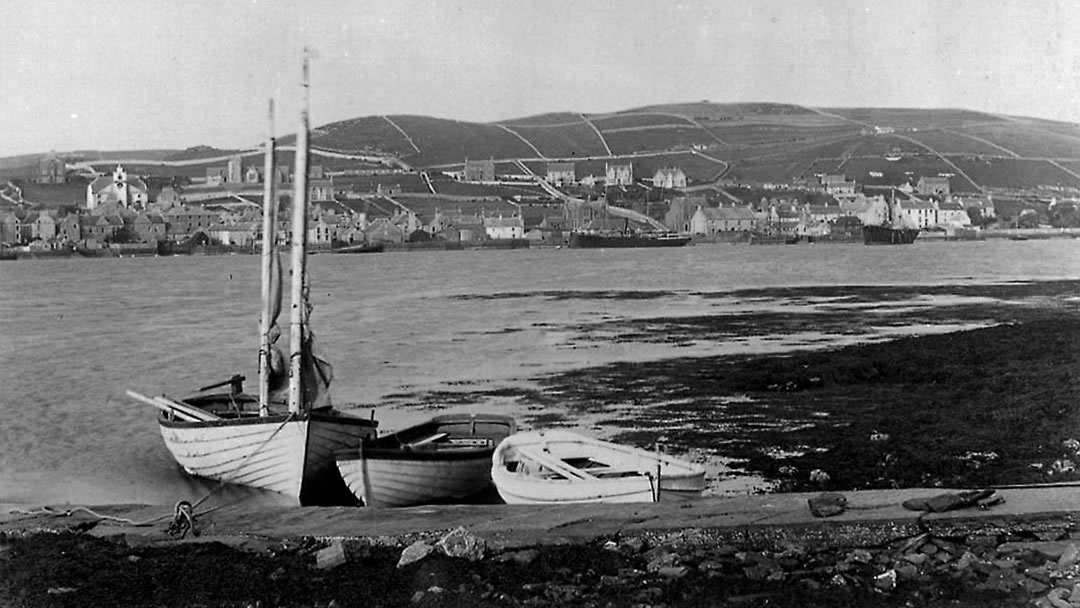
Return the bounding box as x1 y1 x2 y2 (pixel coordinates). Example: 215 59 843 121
199 156 329 186
662 190 996 237
459 159 686 190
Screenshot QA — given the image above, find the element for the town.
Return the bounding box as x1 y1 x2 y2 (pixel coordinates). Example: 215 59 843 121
2 136 1079 258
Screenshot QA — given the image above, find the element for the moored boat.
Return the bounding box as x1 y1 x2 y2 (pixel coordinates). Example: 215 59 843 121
568 231 690 249
332 243 385 254
129 53 377 505
491 429 705 504
336 413 516 507
152 390 377 504
863 224 920 245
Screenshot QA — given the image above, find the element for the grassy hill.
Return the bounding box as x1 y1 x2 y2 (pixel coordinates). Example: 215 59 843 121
5 103 1080 196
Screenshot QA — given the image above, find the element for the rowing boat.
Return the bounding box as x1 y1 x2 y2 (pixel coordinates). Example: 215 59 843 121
491 429 705 504
337 413 515 507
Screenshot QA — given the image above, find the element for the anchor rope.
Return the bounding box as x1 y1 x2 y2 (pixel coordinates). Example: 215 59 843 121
7 413 298 538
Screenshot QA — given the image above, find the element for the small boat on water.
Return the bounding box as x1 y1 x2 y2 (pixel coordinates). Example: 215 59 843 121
862 224 920 245
336 413 516 507
568 231 690 249
491 429 706 504
332 243 385 254
128 53 378 505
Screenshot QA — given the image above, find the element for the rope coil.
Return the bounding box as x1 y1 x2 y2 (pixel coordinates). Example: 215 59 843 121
167 500 197 539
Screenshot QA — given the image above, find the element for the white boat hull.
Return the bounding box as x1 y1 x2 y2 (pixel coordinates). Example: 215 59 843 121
159 404 377 503
492 429 705 505
337 413 515 508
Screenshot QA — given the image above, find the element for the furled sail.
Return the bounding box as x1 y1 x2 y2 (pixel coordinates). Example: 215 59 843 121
266 250 288 392
299 275 332 408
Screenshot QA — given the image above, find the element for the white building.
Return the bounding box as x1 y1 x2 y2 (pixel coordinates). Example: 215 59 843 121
86 165 148 210
484 215 524 239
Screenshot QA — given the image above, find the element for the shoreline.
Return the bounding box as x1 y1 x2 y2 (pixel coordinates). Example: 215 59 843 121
6 488 1080 607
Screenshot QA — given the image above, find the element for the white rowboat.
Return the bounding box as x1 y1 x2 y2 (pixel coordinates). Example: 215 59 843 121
491 429 705 504
337 413 515 507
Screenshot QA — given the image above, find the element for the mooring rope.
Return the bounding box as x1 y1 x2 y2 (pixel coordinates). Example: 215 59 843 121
7 413 298 539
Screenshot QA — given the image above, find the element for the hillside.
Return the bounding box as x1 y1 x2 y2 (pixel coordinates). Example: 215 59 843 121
4 103 1080 195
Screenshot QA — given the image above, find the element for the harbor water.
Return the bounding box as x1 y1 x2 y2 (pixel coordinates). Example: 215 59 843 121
2 239 1079 507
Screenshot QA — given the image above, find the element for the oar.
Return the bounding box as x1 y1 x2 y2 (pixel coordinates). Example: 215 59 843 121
126 390 220 422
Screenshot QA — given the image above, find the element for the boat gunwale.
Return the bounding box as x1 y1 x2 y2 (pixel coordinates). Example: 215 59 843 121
158 409 378 430
340 413 515 462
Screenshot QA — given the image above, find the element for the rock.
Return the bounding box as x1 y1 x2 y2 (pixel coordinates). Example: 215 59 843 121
697 560 724 572
1026 565 1053 584
1046 587 1072 608
1059 544 1080 568
1022 578 1051 595
620 537 645 554
397 540 435 569
846 549 872 564
47 587 77 595
655 566 689 579
436 527 485 561
807 492 847 517
494 548 540 566
873 569 897 591
894 564 919 580
409 591 425 604
967 534 999 548
981 569 1023 592
744 564 779 581
903 552 928 566
315 541 347 570
646 551 681 572
954 551 977 571
992 558 1019 570
1037 529 1068 542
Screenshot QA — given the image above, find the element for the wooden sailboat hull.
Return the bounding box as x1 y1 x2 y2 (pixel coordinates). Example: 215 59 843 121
491 430 706 505
158 396 377 503
337 413 515 508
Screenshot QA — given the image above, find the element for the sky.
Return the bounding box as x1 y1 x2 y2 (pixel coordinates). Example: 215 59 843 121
2 0 1079 157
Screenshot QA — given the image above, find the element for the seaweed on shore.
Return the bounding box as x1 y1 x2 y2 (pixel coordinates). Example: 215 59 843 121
541 315 1080 492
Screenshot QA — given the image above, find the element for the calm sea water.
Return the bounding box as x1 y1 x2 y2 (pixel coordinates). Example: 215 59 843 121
2 239 1079 507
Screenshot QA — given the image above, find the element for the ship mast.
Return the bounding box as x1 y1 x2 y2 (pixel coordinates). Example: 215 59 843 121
288 50 311 415
258 100 278 416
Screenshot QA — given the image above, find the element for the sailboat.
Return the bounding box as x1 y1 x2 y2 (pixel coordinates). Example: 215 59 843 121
128 54 378 505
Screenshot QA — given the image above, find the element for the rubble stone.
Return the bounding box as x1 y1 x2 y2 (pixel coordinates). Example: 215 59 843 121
436 526 485 561
397 540 435 569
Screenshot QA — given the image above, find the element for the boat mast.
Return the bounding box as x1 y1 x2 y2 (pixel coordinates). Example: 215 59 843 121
259 99 278 416
288 50 311 415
